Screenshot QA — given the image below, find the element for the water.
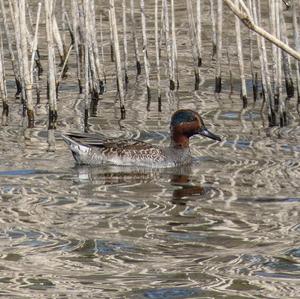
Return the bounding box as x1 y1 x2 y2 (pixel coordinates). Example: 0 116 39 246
0 1 300 298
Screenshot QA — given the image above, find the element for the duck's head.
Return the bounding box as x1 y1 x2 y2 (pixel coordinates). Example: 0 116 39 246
170 109 221 148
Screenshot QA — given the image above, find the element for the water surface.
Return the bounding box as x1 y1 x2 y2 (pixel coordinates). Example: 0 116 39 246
0 1 299 298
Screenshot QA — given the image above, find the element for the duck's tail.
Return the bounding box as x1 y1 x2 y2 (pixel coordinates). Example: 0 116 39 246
61 133 90 164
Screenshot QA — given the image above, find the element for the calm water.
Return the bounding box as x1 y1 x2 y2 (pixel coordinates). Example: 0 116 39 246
0 1 299 298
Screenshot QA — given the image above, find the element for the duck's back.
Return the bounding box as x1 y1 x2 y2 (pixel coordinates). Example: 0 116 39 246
93 139 167 166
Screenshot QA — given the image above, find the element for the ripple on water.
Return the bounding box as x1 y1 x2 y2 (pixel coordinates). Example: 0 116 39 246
219 111 261 121
1 4 300 297
142 287 201 299
0 169 49 176
286 248 300 259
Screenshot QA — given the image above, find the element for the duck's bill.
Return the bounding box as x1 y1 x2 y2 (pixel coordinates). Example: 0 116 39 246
199 128 221 141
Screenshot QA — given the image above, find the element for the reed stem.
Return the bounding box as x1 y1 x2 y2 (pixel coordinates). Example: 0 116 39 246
292 0 300 112
170 0 179 88
45 0 57 151
123 0 129 89
0 29 8 126
215 0 223 93
100 14 106 84
247 0 257 102
83 0 90 132
235 0 247 108
186 0 200 90
0 0 22 97
30 2 42 86
53 16 66 67
71 0 83 93
18 0 34 129
140 0 151 108
163 0 175 90
253 0 275 125
130 0 141 76
209 0 217 57
280 3 294 100
196 0 202 67
110 0 126 118
155 0 161 111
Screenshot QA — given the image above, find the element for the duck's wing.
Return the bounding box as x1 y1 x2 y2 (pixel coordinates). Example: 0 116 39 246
61 132 109 147
61 132 155 149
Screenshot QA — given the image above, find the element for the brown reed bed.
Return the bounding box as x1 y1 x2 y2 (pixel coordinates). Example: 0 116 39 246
0 0 299 149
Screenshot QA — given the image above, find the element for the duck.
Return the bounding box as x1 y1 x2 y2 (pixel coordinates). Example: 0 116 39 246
62 109 221 168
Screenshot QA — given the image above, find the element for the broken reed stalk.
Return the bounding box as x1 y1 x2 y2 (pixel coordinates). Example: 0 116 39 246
110 0 126 118
215 0 223 93
235 0 247 108
130 0 141 76
64 12 74 45
163 0 175 90
224 0 300 61
140 0 151 108
0 0 22 97
209 0 217 57
71 0 83 93
292 0 300 112
57 44 73 85
186 0 200 90
45 0 57 151
155 0 161 111
170 0 179 89
0 29 8 126
122 0 129 89
18 0 35 130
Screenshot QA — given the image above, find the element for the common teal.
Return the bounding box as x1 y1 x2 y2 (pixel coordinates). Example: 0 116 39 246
62 109 221 167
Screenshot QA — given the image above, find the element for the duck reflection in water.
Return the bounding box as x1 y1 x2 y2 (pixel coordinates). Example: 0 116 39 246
75 165 208 205
170 173 206 205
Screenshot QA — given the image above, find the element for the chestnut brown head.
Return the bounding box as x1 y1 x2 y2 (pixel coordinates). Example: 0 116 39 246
170 110 221 148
